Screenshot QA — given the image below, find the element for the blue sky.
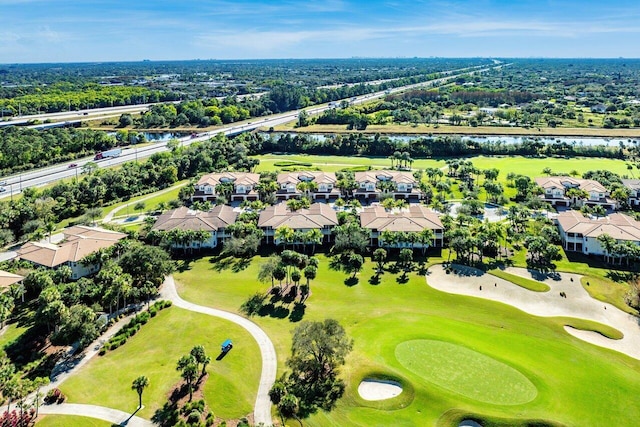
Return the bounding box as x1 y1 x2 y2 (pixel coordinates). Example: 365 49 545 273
1 0 639 63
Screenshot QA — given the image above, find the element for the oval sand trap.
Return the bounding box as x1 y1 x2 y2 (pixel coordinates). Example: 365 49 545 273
396 340 537 405
358 379 403 401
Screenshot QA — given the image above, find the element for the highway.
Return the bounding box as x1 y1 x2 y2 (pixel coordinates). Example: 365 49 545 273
0 63 504 200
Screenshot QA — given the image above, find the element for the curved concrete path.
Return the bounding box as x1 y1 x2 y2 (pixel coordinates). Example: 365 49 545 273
39 403 153 427
102 182 187 223
161 276 276 426
427 264 640 360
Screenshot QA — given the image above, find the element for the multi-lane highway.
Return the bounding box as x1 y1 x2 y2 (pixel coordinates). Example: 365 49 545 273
0 63 504 200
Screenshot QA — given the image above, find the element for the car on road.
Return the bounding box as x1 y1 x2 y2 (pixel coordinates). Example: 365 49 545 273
68 163 78 168
0 187 6 193
0 181 6 186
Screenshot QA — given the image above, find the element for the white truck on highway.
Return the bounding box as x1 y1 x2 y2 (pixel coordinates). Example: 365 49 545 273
94 148 122 160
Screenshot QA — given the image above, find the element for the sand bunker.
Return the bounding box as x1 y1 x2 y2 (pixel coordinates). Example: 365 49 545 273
358 379 403 401
459 421 482 427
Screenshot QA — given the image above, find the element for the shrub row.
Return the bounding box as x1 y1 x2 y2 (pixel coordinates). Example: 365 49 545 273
99 300 172 355
273 161 313 167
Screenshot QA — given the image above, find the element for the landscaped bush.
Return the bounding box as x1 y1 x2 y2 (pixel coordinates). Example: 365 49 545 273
100 300 171 355
273 161 313 167
44 388 66 404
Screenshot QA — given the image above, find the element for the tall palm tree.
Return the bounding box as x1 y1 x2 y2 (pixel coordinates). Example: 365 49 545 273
275 226 295 249
305 228 323 254
131 376 149 409
419 228 435 255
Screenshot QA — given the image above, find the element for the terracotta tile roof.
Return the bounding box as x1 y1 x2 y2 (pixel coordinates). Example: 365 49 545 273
258 203 338 229
0 270 23 288
557 210 640 241
360 205 443 232
151 205 237 232
276 171 337 185
17 226 127 268
355 170 416 185
622 179 640 191
535 176 607 193
196 172 260 187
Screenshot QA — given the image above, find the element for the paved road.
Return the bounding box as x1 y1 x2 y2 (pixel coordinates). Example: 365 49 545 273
160 275 277 426
39 403 153 427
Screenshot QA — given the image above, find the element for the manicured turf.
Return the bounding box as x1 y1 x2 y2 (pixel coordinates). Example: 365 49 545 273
488 269 550 292
36 415 112 427
99 181 187 217
557 317 624 340
395 340 537 405
255 153 630 178
60 307 261 420
174 253 640 426
0 321 29 349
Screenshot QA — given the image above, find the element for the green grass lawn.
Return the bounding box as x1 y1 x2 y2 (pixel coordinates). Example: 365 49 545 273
99 181 187 218
174 252 640 427
253 153 630 185
0 321 29 350
488 269 550 292
36 415 112 427
60 307 261 421
395 339 537 405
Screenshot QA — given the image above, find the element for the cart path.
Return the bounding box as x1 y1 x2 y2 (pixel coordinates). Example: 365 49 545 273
161 275 276 426
427 264 640 360
39 403 153 427
102 182 188 223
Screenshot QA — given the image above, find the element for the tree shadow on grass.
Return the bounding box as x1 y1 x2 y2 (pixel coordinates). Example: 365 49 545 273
258 303 290 319
368 274 381 285
210 255 234 272
232 257 252 272
282 286 298 304
152 402 179 427
396 272 410 284
606 270 638 283
344 276 359 287
289 302 306 322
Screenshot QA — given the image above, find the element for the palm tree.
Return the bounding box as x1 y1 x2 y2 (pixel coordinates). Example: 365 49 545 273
372 248 387 273
45 222 56 242
275 226 295 248
305 228 323 254
131 376 149 409
177 355 198 401
419 228 435 255
597 234 617 264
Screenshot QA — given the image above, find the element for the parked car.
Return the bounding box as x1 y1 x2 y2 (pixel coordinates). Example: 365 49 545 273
68 163 78 168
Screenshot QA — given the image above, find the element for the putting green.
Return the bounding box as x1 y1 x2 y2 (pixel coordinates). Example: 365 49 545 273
395 340 537 405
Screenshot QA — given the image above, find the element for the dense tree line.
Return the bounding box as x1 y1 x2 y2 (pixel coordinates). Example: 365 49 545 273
0 127 116 174
0 84 177 116
254 132 627 160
